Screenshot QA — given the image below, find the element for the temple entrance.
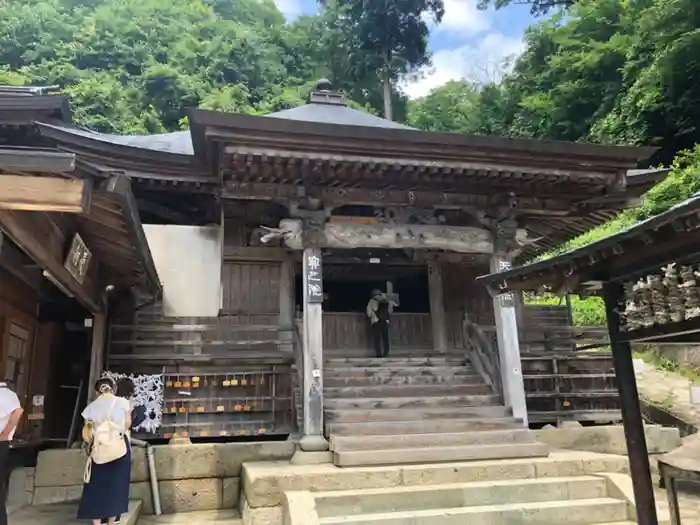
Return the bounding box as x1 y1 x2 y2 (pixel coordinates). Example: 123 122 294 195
295 254 433 356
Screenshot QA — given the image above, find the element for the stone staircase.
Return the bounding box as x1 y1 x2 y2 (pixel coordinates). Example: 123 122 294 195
323 355 548 467
302 476 632 524
242 451 645 525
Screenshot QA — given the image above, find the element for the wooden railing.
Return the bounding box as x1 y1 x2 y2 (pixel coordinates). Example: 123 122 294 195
518 326 610 354
292 323 304 435
462 318 502 397
322 312 433 351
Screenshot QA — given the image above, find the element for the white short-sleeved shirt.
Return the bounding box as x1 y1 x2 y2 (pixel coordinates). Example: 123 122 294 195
82 394 131 428
0 384 22 441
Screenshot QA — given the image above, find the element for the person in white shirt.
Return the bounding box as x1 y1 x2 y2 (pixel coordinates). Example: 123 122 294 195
77 378 132 525
0 382 23 525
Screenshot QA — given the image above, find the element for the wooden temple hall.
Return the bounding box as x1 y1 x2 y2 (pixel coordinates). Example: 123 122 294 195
0 81 666 464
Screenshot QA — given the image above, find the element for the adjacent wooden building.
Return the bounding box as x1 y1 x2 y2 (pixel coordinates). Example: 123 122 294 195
0 86 160 447
476 190 700 525
0 81 663 448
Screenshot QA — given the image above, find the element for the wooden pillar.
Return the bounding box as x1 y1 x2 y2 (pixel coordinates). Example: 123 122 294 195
279 257 295 353
86 313 107 402
428 262 448 353
603 282 658 525
489 254 528 425
299 248 329 452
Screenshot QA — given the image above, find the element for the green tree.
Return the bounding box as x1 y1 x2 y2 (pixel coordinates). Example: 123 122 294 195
477 0 574 15
320 0 444 120
407 80 480 132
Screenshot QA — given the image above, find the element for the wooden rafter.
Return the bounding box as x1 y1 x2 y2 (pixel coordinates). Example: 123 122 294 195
222 181 638 217
0 209 102 312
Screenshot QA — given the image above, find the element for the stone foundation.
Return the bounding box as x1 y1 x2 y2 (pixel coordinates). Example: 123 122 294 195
534 424 681 455
24 426 682 518
31 441 295 514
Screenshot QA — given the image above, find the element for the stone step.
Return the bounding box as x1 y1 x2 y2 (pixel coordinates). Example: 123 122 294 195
313 476 608 517
318 498 628 524
324 367 474 378
325 357 468 367
327 417 521 436
324 384 492 398
329 429 536 451
243 451 632 509
324 394 500 411
326 405 511 424
324 374 483 387
333 442 549 467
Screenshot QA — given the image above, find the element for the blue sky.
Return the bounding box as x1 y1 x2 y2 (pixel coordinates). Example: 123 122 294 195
274 0 537 98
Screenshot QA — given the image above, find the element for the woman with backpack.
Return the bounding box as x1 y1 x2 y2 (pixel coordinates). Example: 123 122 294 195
77 377 132 525
100 378 147 525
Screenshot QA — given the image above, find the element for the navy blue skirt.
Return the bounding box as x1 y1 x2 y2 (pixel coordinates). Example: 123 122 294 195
77 438 131 520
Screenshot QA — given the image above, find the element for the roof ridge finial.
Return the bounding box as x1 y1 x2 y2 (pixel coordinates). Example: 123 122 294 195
309 79 346 107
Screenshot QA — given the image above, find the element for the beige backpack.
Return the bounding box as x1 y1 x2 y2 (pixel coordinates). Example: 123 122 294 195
83 398 127 483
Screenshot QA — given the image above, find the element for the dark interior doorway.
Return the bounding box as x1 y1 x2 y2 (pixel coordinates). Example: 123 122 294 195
295 263 430 313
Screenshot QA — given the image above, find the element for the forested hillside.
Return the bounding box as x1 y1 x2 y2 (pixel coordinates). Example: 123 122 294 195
0 0 446 131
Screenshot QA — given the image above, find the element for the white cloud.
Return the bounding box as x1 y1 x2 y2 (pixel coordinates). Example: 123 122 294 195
402 33 525 99
275 0 303 19
435 0 492 34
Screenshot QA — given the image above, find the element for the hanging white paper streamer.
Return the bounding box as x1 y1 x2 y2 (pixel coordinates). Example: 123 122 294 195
102 371 164 433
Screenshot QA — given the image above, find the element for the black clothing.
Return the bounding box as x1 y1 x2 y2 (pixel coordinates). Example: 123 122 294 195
372 320 390 358
0 441 9 525
131 405 147 430
78 436 131 521
375 299 391 322
99 405 144 524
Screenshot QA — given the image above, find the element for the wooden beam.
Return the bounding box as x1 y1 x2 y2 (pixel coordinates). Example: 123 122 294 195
0 175 91 213
98 176 161 298
221 144 623 181
223 246 290 262
0 148 75 173
427 262 447 353
87 313 107 402
0 210 102 313
489 253 528 425
222 182 591 216
299 247 329 452
602 282 658 525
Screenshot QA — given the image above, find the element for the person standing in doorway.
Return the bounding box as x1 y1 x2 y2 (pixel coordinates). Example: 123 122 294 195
366 289 396 358
0 382 22 525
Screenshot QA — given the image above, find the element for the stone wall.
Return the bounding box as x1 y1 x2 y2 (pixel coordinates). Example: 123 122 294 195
656 345 700 368
534 424 681 455
32 441 295 514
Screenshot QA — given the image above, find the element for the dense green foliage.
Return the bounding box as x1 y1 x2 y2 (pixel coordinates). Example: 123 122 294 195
410 0 700 166
477 0 574 15
0 0 427 132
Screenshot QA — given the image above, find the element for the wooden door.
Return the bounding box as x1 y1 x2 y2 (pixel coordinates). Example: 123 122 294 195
2 319 35 438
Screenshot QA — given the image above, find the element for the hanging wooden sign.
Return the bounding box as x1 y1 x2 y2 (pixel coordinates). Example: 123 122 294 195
64 233 92 284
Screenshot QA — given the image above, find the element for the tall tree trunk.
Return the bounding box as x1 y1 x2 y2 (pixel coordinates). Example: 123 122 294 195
382 50 393 121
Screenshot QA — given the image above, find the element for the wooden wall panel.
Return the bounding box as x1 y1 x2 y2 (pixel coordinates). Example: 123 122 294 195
0 269 40 441
442 262 494 349
221 262 281 315
322 313 432 354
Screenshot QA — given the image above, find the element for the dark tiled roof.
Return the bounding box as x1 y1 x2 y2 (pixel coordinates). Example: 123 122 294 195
38 103 413 156
265 104 415 130
38 123 194 155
